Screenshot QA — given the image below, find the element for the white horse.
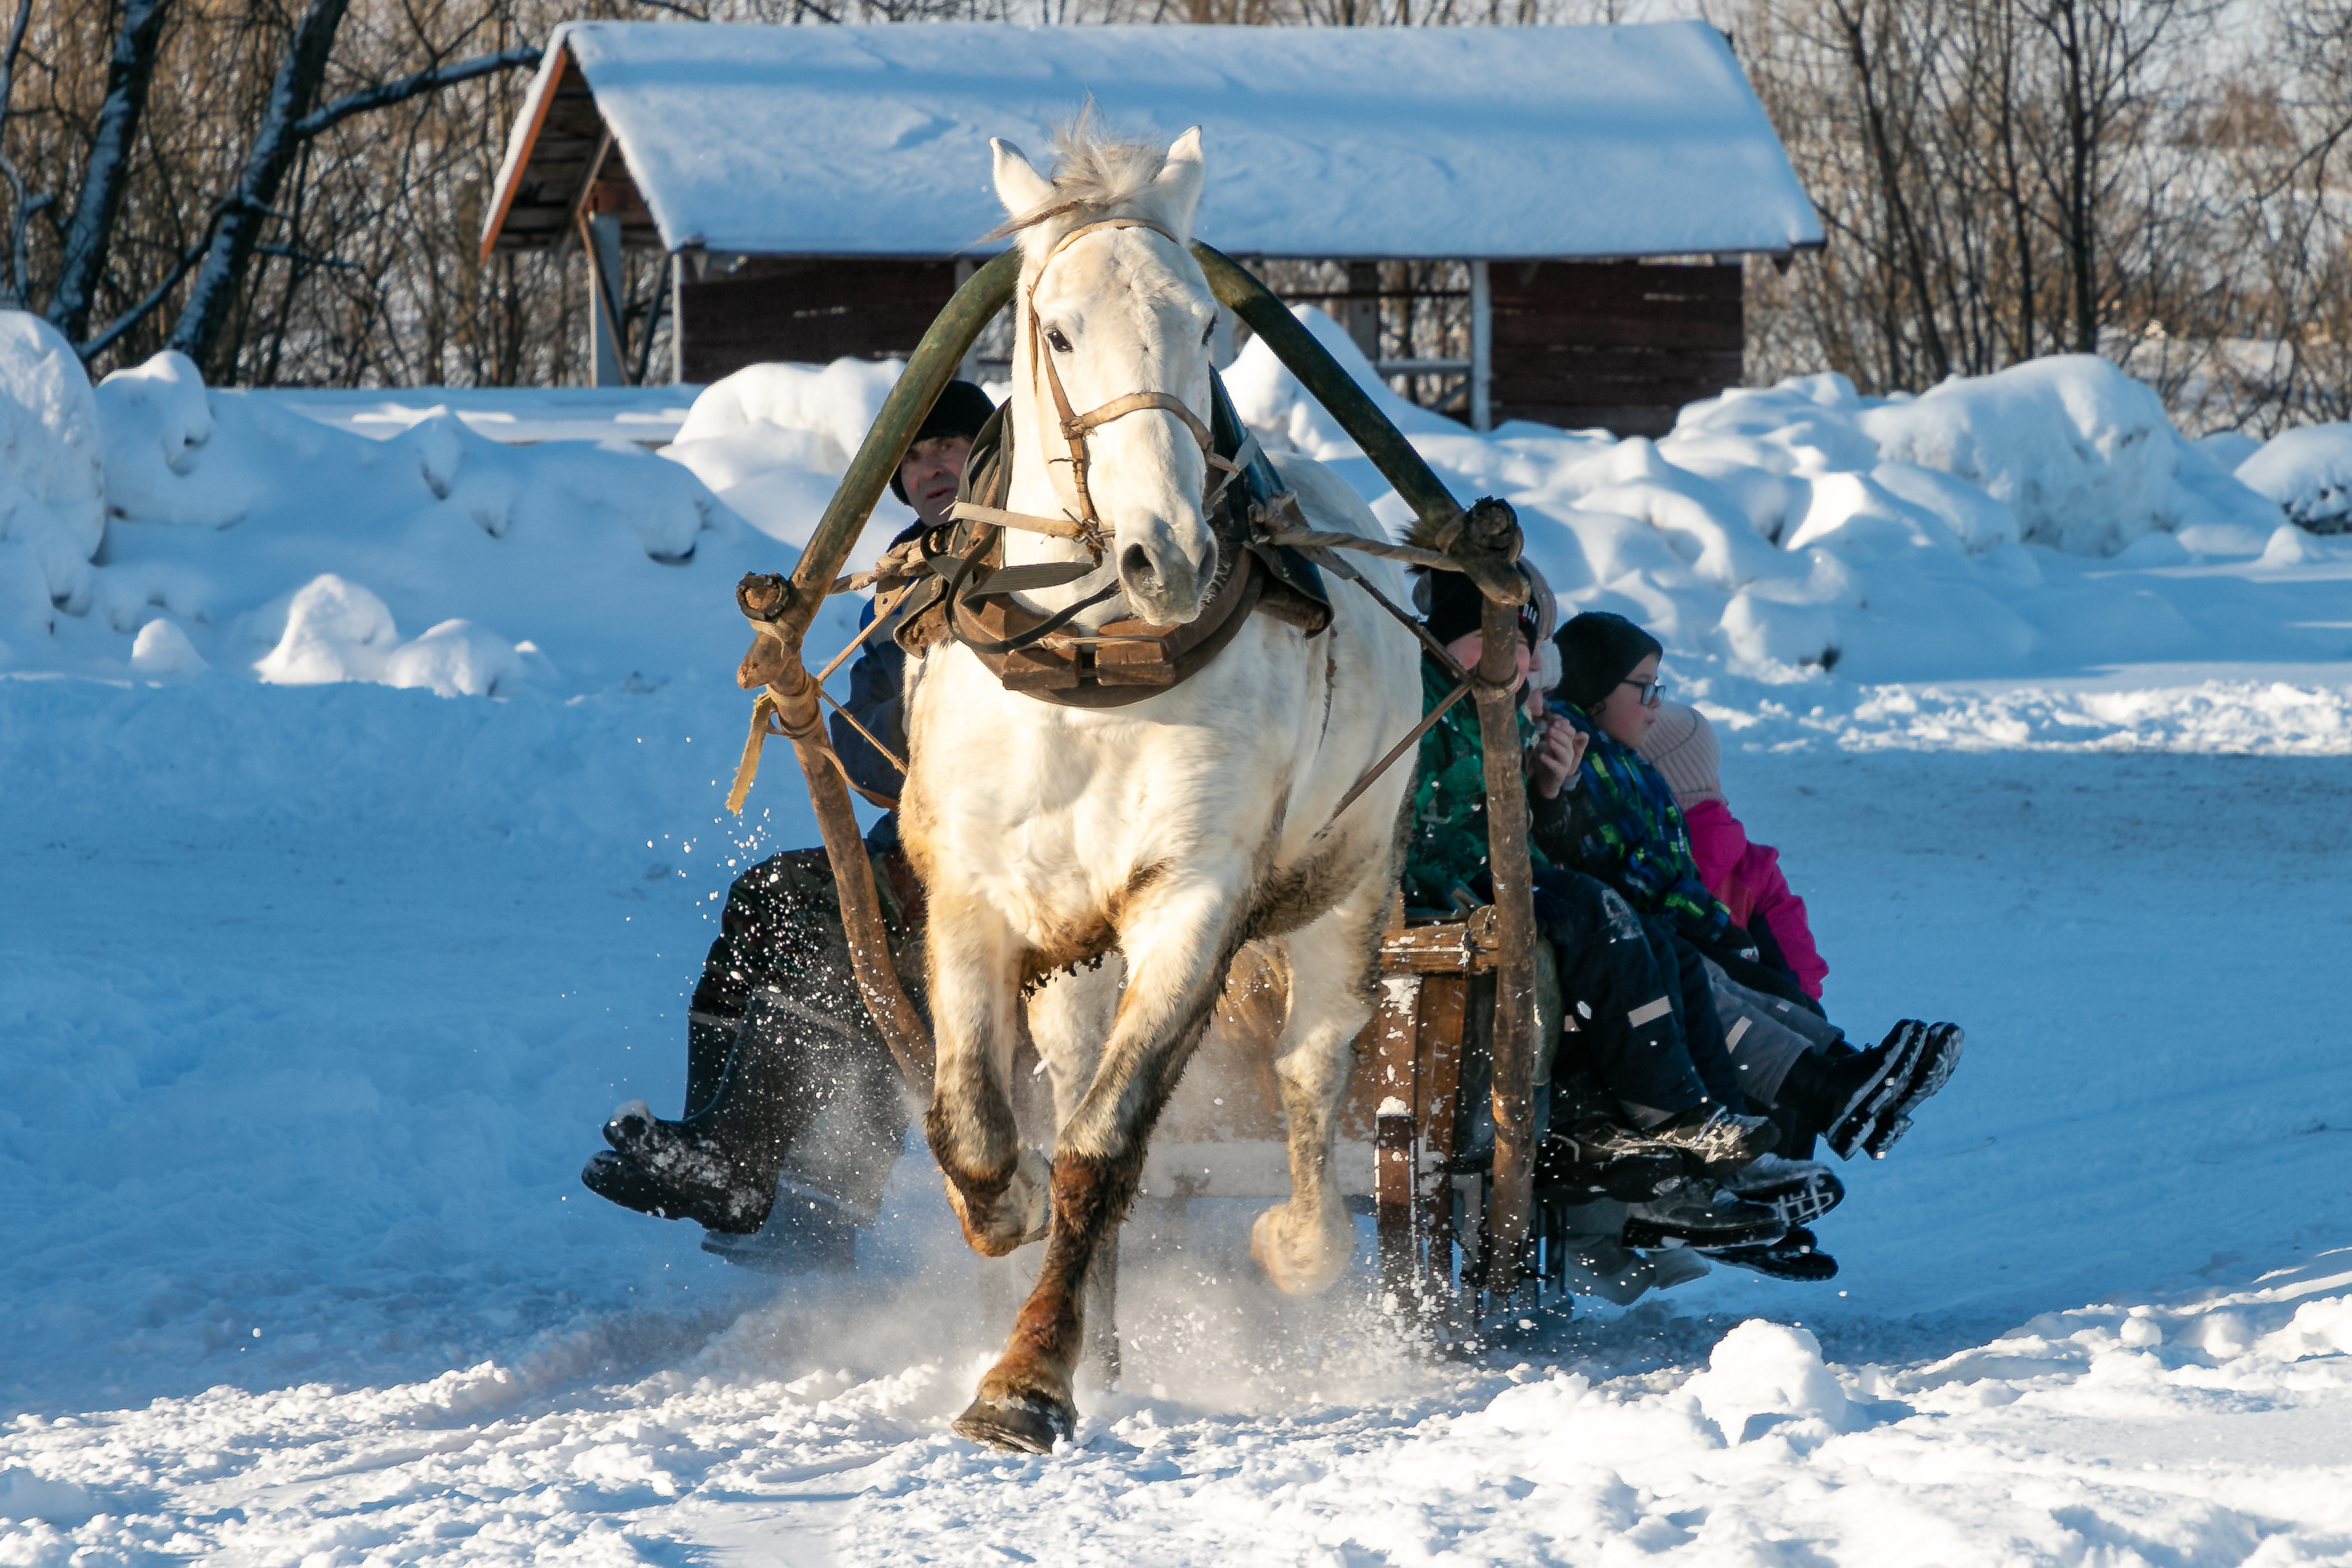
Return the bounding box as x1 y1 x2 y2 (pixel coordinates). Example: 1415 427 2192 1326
897 120 1421 1453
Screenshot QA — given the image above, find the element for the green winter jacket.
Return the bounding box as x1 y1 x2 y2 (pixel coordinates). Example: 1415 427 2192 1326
1401 655 1550 912
1528 704 1734 943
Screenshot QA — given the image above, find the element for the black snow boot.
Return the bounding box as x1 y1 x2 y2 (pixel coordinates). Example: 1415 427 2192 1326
1860 1022 1965 1160
1721 1155 1846 1229
1703 1225 1839 1282
1534 1123 1686 1203
581 1148 745 1229
1579 1103 1780 1178
1779 1020 1932 1160
594 1003 813 1236
1622 1177 1787 1248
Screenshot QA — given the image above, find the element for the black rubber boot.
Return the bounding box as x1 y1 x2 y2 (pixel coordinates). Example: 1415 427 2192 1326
1860 1023 1965 1159
597 998 811 1236
682 1012 739 1120
581 1149 747 1230
1778 1021 1930 1160
1622 1177 1786 1248
1703 1225 1839 1282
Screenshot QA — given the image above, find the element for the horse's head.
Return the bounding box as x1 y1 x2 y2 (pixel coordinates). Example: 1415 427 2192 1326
993 125 1220 625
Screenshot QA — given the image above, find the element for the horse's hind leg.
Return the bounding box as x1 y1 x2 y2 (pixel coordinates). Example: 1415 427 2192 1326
1251 882 1387 1296
922 889 1049 1257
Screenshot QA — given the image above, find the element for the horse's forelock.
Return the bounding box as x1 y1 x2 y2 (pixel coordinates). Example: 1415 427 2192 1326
992 109 1186 251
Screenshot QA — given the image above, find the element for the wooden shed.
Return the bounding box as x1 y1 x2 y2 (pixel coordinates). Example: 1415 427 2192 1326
482 20 1821 437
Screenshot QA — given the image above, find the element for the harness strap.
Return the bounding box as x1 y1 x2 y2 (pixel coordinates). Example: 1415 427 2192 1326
1067 390 1215 451
948 500 1088 540
1025 218 1220 545
951 576 1126 656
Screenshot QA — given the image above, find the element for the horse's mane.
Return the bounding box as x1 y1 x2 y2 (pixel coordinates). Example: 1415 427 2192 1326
989 106 1177 241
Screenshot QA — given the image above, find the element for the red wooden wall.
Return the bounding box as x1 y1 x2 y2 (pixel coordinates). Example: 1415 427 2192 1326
675 259 961 385
1489 260 1744 437
671 254 1746 440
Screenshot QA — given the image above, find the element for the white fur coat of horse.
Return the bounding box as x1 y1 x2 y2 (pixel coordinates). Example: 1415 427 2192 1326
897 122 1420 1453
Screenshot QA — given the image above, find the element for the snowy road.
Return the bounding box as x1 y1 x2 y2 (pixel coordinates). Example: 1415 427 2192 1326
5 674 2348 1565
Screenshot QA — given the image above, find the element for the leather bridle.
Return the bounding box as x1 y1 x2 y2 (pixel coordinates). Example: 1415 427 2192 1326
948 218 1242 572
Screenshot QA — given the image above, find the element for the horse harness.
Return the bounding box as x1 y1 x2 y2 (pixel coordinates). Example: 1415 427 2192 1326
891 219 1329 708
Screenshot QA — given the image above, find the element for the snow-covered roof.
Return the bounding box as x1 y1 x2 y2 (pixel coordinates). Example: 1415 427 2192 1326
482 20 1823 262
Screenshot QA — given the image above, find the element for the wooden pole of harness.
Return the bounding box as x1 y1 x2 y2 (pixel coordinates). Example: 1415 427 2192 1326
1191 244 1527 612
728 251 1022 1103
1460 501 1538 1296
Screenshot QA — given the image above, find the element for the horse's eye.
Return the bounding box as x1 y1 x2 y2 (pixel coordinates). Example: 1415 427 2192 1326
1046 327 1073 353
1201 318 1215 346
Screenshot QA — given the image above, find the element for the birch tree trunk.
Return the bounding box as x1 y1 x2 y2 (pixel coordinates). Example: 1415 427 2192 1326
164 0 351 378
43 0 170 341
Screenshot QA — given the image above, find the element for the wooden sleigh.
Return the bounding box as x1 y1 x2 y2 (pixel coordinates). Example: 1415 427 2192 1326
730 244 1557 1327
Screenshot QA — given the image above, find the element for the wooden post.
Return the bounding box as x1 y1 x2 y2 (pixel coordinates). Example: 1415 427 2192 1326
1375 1100 1415 1300
1413 972 1468 1305
587 212 626 388
1344 261 1382 365
670 252 689 385
1469 260 1492 434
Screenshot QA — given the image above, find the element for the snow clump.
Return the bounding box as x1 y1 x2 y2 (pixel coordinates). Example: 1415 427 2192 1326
2235 421 2352 533
0 313 105 660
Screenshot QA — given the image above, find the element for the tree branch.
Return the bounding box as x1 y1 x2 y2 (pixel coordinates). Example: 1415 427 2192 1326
79 220 220 359
290 45 541 142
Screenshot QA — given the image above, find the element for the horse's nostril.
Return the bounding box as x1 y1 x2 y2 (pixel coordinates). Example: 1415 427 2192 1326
1120 543 1156 584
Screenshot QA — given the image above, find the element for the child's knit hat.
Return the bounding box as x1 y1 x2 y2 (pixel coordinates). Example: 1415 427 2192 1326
1552 611 1661 713
1634 702 1723 807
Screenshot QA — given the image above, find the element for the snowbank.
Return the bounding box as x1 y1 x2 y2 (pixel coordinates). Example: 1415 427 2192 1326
0 321 866 696
662 356 923 572
4 306 2346 705
2237 420 2352 532
1230 320 2309 686
0 314 105 663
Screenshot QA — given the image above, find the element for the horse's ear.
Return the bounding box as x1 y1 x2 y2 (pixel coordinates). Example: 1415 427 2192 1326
992 137 1056 221
1145 125 1205 239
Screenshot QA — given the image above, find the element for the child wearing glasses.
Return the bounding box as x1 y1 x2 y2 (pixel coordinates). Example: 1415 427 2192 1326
1533 613 1963 1173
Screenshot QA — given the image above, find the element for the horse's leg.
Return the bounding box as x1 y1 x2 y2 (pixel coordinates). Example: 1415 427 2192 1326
953 880 1236 1452
1027 962 1126 1388
922 887 1049 1257
1251 876 1388 1296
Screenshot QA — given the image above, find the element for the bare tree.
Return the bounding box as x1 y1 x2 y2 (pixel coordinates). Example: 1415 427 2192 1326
43 0 170 342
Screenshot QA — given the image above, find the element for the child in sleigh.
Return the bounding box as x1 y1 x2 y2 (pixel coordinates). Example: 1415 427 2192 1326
1534 612 1965 1173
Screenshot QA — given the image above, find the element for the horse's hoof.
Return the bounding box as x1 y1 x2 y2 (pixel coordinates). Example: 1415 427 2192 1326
943 1148 1053 1257
1251 1203 1349 1296
951 1391 1072 1454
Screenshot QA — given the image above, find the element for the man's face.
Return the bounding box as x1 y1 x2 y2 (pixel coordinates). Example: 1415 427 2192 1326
899 435 972 529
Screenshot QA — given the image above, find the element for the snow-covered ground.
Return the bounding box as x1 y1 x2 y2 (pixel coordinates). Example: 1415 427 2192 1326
4 308 2351 1564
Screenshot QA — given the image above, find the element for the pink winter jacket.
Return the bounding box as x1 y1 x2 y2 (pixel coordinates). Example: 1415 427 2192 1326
1679 797 1829 1000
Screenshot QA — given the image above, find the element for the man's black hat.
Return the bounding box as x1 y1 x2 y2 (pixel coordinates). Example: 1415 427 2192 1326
889 380 997 503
